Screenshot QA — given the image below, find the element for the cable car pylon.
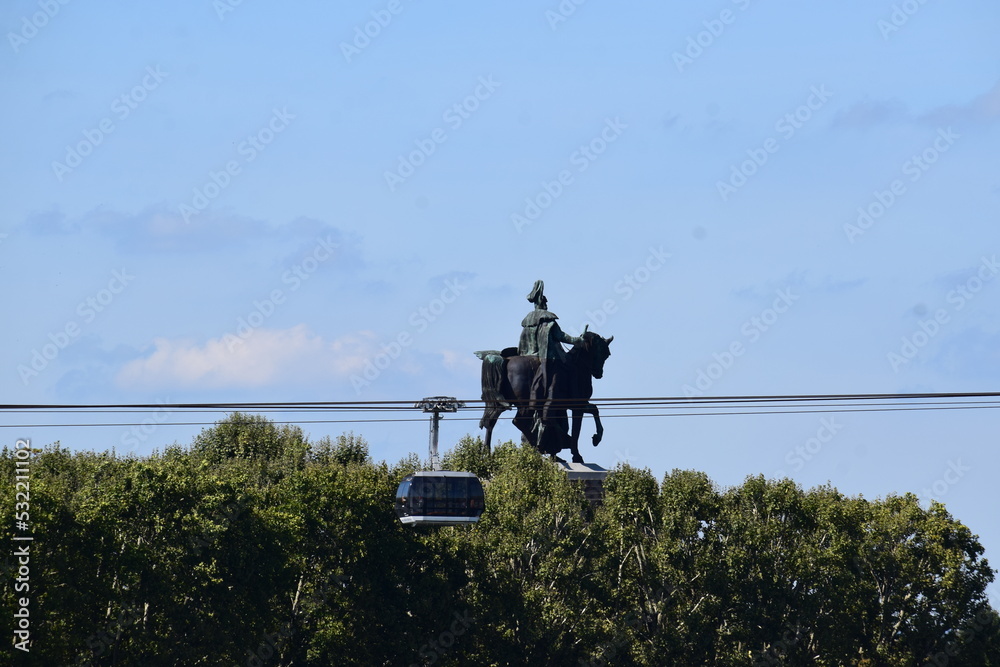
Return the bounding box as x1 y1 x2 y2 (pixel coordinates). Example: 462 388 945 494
415 396 464 471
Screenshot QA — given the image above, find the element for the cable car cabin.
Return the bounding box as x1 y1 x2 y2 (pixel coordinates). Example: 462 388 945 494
395 471 485 526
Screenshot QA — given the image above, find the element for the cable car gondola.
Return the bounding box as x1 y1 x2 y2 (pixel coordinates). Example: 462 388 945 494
395 470 485 526
395 397 486 527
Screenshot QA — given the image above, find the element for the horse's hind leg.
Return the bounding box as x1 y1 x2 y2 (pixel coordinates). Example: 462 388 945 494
480 403 507 453
482 413 497 453
512 405 536 447
571 407 583 451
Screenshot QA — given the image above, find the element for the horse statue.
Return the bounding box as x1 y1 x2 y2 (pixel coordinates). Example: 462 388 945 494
475 330 613 464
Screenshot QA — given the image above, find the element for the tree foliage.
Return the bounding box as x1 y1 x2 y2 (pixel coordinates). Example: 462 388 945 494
1 417 997 665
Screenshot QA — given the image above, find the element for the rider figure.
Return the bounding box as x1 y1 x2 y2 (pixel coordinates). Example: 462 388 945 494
518 280 585 450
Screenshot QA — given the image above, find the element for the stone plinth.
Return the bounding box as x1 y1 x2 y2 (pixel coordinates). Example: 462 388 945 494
557 462 608 506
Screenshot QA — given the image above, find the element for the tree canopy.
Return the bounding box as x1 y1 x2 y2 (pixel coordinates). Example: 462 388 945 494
2 415 997 665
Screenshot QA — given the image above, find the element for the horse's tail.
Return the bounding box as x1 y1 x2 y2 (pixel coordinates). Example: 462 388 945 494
474 350 510 428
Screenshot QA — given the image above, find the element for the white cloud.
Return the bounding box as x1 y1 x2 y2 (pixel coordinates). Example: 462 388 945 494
440 348 480 376
832 98 908 128
833 79 1000 130
116 325 378 389
922 78 1000 125
24 206 364 266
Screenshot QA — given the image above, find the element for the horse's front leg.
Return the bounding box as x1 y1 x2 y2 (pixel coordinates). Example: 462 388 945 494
570 408 584 463
571 408 583 450
587 403 603 446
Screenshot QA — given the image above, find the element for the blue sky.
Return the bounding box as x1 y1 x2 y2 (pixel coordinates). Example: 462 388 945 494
3 1 999 601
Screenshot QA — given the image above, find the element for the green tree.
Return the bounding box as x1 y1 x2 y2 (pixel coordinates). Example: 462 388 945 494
3 428 996 666
462 442 599 665
192 412 308 466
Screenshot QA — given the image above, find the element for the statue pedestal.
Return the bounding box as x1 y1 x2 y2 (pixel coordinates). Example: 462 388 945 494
557 462 608 505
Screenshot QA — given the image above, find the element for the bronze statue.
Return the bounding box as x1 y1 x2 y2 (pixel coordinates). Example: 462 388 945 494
518 280 580 357
518 280 586 448
476 281 613 463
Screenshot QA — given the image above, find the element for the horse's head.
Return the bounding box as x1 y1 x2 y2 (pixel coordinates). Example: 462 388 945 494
577 330 613 379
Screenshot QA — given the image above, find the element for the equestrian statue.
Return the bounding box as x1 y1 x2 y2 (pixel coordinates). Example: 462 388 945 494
475 280 613 464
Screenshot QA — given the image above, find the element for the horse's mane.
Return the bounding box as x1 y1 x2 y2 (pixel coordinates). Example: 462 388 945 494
572 331 600 349
567 331 599 362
